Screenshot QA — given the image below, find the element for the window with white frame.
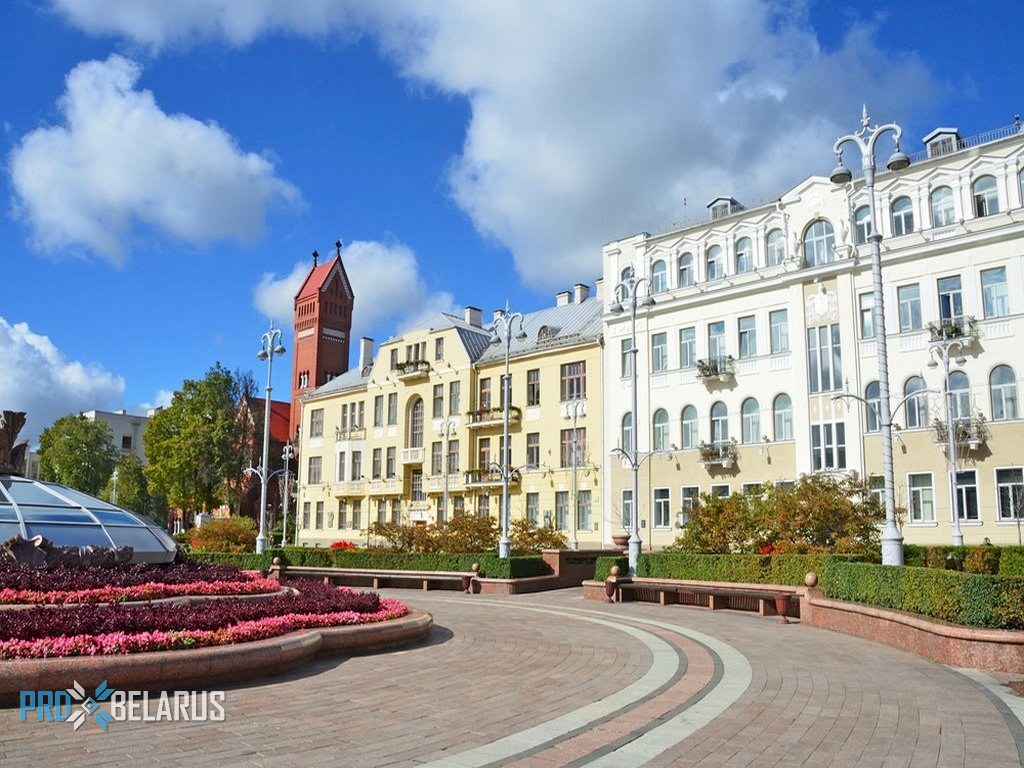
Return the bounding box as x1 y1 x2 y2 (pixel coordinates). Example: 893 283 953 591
302 501 310 529
981 267 1009 318
810 423 846 471
711 401 729 443
621 413 634 454
652 409 670 451
432 384 444 418
651 332 668 372
447 439 459 473
807 324 842 393
680 486 699 527
526 432 540 468
679 327 696 368
477 494 490 519
527 369 541 406
769 309 789 354
708 321 727 360
706 245 724 281
526 492 539 525
930 186 956 227
555 491 569 530
560 427 586 467
315 501 324 529
561 361 586 401
351 451 361 481
479 378 491 409
949 371 971 423
678 252 694 287
711 484 730 498
681 405 698 449
956 470 979 521
773 394 793 440
904 376 929 429
338 499 348 529
387 392 398 425
803 220 835 267
373 395 384 427
766 229 785 266
337 452 346 483
431 441 443 475
621 338 634 378
577 489 592 531
308 456 322 484
991 365 1018 421
865 381 881 433
736 237 753 273
653 488 671 528
651 260 668 292
449 381 461 415
973 175 1000 217
854 206 871 244
909 473 934 522
620 489 633 529
351 500 361 529
897 284 922 332
738 315 756 358
859 293 874 339
997 468 1024 520
741 398 760 443
891 196 914 236
938 275 963 324
309 408 324 437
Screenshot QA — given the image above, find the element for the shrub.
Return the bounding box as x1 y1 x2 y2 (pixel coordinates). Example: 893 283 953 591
594 556 628 581
366 514 501 554
188 516 257 553
510 518 568 553
997 547 1024 577
330 540 357 550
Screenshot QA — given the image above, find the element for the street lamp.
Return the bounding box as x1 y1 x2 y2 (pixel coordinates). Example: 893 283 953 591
565 399 586 551
281 441 294 546
927 340 969 545
490 302 528 558
255 321 286 553
439 419 457 526
609 268 655 575
830 105 910 567
111 468 119 506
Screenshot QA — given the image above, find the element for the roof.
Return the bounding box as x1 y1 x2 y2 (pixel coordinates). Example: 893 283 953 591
476 296 603 365
269 400 290 444
294 253 354 302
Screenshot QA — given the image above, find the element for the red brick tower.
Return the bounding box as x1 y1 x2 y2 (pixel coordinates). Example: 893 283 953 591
289 241 354 439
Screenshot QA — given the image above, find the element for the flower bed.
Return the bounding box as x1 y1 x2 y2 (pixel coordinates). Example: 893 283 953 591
0 579 408 659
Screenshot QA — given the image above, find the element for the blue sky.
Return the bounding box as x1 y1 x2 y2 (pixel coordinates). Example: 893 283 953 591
2 0 1021 444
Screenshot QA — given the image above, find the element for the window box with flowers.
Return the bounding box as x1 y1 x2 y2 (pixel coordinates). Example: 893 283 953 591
698 438 738 468
695 355 736 383
928 316 978 344
932 412 988 451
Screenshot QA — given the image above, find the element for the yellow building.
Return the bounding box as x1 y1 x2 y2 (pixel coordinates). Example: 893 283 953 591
295 285 604 548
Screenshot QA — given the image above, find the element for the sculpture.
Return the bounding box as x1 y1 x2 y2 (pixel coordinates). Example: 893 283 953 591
0 534 134 569
0 411 28 475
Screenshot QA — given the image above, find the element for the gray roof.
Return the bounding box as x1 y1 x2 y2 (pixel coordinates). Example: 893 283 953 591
476 296 603 365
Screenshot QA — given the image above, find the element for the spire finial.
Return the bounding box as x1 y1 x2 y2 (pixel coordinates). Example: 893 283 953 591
312 250 319 267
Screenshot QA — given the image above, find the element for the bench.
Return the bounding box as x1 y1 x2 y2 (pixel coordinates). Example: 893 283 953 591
614 579 799 622
267 559 478 593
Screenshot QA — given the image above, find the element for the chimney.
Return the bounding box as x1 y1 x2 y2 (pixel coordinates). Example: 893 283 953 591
594 278 604 301
492 309 505 324
555 290 571 307
573 283 590 303
358 337 374 373
464 306 482 327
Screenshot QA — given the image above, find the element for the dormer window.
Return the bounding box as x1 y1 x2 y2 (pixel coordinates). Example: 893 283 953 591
707 197 744 221
923 128 963 159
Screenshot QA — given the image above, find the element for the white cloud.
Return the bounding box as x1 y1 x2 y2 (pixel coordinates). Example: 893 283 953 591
136 389 174 415
9 54 299 263
0 318 125 444
52 2 940 289
253 239 457 337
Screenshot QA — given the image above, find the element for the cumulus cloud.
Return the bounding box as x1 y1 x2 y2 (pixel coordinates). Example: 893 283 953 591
9 54 299 263
51 2 941 288
254 239 457 338
0 318 126 444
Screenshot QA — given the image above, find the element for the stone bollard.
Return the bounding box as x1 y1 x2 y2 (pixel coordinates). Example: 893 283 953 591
463 563 480 594
604 565 620 603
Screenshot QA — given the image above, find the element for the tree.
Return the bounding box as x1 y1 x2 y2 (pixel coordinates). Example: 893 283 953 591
100 453 166 525
144 364 249 523
37 414 119 494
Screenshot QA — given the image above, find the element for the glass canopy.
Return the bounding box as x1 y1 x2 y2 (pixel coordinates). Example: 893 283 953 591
0 475 177 564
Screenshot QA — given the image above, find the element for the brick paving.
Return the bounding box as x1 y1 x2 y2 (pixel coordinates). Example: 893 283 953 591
2 588 1023 767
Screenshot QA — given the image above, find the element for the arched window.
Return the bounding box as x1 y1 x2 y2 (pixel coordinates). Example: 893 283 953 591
991 365 1019 421
735 237 753 273
773 393 793 441
678 252 694 287
864 382 881 433
766 228 785 266
904 376 928 429
408 398 424 448
973 175 1000 217
652 408 670 451
706 245 724 281
651 260 668 292
621 412 634 454
891 196 914 236
949 371 970 423
803 219 835 267
619 266 634 298
710 401 729 444
681 405 698 449
930 186 955 228
741 398 760 443
854 206 871 244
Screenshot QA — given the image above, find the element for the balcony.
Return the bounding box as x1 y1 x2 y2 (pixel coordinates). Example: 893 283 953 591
466 405 522 429
928 316 978 344
464 467 520 488
333 480 365 497
427 473 464 493
369 478 402 495
932 414 988 452
696 355 736 384
335 426 366 442
396 359 431 381
401 447 424 465
698 439 738 469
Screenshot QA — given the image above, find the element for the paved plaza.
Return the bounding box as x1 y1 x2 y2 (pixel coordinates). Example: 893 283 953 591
3 588 1024 767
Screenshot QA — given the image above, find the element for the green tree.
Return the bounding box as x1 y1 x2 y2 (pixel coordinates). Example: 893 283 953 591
99 453 166 525
37 414 119 494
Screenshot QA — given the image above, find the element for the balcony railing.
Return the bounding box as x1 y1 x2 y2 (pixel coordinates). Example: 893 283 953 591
369 478 402 495
698 439 738 469
466 405 522 428
427 473 464 493
395 360 431 380
333 480 365 497
932 414 988 451
696 355 736 383
464 468 520 487
928 316 978 344
401 447 424 465
335 426 366 441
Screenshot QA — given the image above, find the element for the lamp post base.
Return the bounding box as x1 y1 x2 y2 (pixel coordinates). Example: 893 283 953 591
498 537 511 559
880 523 904 566
627 536 641 577
255 534 267 555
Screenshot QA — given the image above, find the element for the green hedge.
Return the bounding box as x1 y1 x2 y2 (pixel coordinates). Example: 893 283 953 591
633 553 860 587
998 548 1024 577
188 550 276 571
594 556 629 581
822 560 1024 629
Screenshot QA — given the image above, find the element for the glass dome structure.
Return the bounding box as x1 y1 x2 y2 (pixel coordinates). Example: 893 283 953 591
0 475 177 564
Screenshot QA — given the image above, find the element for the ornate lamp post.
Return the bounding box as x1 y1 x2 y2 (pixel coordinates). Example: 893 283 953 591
565 399 586 551
490 302 527 558
280 441 294 546
928 339 969 545
255 322 285 554
439 418 457 526
829 106 910 566
609 269 654 575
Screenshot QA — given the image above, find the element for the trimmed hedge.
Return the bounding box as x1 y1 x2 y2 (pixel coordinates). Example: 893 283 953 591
188 551 276 571
594 556 629 581
633 553 861 587
822 560 1024 629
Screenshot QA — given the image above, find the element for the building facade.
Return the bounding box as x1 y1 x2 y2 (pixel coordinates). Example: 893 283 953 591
82 409 150 464
295 286 605 548
602 121 1024 549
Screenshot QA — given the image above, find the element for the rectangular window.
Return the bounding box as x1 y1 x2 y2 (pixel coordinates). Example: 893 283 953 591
997 468 1024 520
432 384 444 418
373 396 384 427
386 447 396 478
653 488 671 528
651 333 668 372
309 408 324 438
769 309 789 354
526 492 539 525
527 369 541 406
411 470 424 503
377 499 387 526
391 497 402 523
555 491 569 530
336 452 346 483
679 327 696 368
308 456 322 484
679 486 699 527
479 378 492 409
355 401 364 429
340 403 349 430
858 293 874 339
338 499 348 530
810 422 846 471
350 500 361 530
737 316 756 358
371 448 382 479
302 501 310 530
937 275 963 324
121 435 133 451
897 284 922 332
981 267 1009 318
955 470 979 521
526 432 540 468
807 325 842 393
708 321 726 359
477 437 490 473
350 451 361 481
621 338 634 378
477 494 490 519
449 381 461 415
389 348 398 370
909 473 934 522
577 490 593 532
560 361 587 401
431 441 443 475
435 337 444 360
621 489 633 529
315 501 324 530
711 484 730 498
560 428 585 468
387 393 398 425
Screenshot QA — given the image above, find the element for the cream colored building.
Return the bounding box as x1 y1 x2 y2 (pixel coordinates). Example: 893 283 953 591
602 121 1024 549
295 286 605 548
